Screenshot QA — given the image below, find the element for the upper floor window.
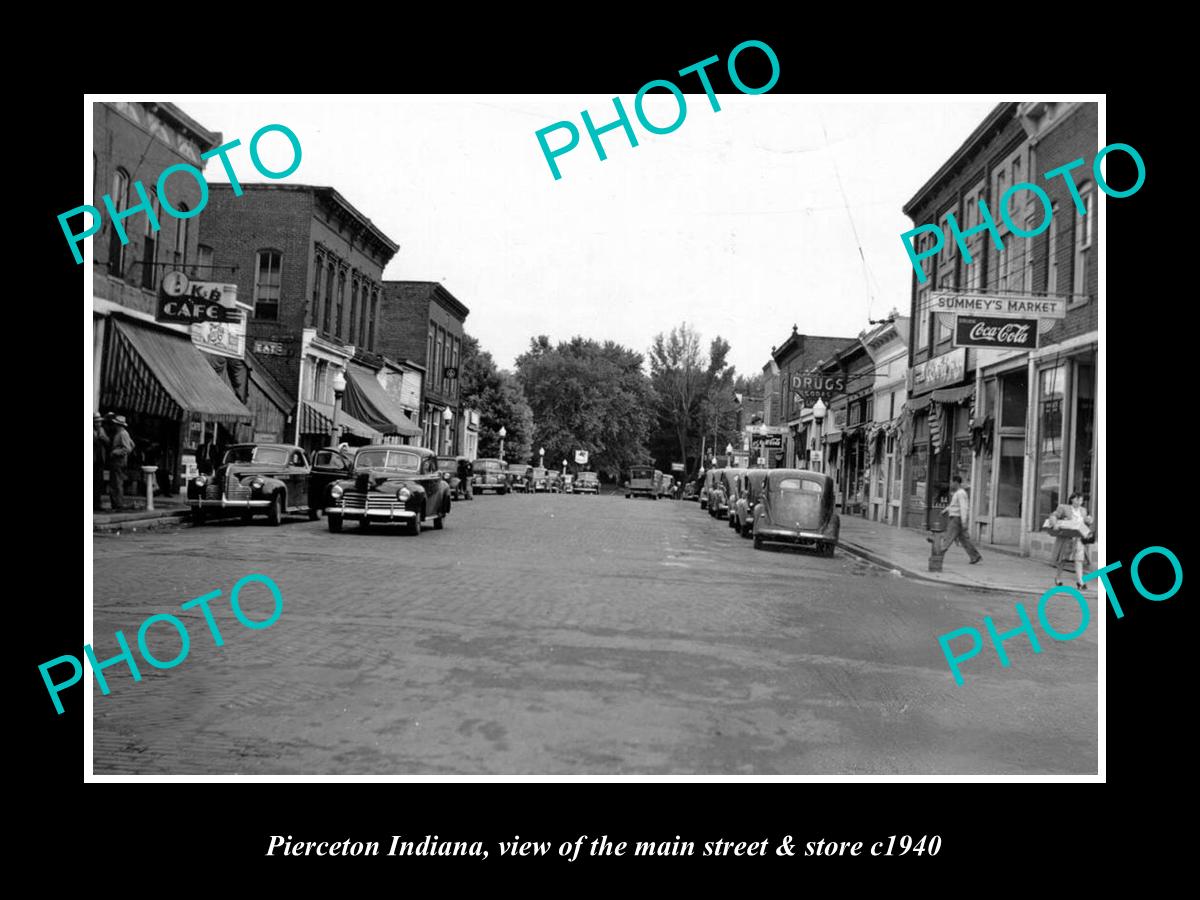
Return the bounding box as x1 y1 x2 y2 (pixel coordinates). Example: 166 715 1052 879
349 278 360 345
308 254 324 328
1072 182 1094 306
916 286 930 351
254 250 283 320
368 290 378 351
141 190 162 290
1047 202 1060 296
173 206 189 269
195 244 214 281
323 263 335 333
107 168 130 277
335 270 346 336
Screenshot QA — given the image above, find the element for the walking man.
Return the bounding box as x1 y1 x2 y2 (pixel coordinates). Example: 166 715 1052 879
107 414 136 511
93 413 110 510
931 475 982 565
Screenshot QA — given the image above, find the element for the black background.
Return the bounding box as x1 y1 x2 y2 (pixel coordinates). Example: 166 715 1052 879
19 24 1179 886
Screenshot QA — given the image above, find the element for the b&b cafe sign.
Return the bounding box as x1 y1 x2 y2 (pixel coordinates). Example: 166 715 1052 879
158 271 247 360
791 373 845 407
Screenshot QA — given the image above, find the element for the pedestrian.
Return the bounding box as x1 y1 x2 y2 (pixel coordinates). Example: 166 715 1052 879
929 474 982 565
1048 491 1093 590
107 414 136 511
457 457 474 500
93 413 110 510
198 433 218 476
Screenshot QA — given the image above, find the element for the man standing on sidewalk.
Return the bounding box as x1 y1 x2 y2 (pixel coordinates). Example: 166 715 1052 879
932 475 982 565
93 414 109 510
107 414 135 511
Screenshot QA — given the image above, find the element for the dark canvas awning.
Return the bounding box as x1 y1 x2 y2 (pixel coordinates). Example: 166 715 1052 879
931 383 976 404
824 432 843 445
103 318 251 424
343 364 422 437
298 402 382 441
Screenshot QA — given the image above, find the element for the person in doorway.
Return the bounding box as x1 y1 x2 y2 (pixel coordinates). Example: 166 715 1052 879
107 414 136 510
929 474 982 565
1050 491 1093 590
197 434 218 476
93 414 110 510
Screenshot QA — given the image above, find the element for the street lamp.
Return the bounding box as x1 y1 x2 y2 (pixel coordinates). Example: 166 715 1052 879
330 367 347 449
725 442 733 466
539 446 545 468
442 406 454 454
812 397 827 473
498 425 507 462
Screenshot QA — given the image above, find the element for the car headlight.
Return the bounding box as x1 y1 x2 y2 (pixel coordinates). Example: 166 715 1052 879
251 477 265 490
193 475 207 487
397 487 411 501
330 484 343 500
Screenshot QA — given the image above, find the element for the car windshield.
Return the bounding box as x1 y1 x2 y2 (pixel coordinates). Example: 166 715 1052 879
224 446 288 466
355 449 422 472
479 460 502 471
778 477 822 493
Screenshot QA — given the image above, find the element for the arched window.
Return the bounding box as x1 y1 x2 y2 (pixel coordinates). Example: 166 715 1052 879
1072 182 1094 306
323 262 335 334
308 252 324 328
173 204 189 269
349 276 360 344
254 249 283 320
107 167 130 276
335 269 346 337
141 189 162 290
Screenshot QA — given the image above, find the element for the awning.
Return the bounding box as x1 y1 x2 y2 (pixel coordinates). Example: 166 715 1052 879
905 395 933 413
932 383 976 404
103 318 252 424
299 402 383 441
343 364 422 437
824 432 843 445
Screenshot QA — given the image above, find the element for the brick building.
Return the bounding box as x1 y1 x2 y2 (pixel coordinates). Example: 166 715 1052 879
766 326 857 471
200 184 421 455
378 281 471 456
900 101 1097 557
92 101 252 500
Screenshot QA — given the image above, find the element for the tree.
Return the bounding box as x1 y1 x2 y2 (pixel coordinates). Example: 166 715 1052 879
516 335 656 480
458 332 533 464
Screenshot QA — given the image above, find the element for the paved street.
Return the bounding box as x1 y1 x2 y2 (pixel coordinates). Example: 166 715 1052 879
91 493 1097 775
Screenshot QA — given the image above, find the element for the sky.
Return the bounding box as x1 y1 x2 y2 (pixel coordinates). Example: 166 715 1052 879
182 96 996 377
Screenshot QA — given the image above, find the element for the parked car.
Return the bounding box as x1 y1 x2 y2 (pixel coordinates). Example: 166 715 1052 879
751 469 839 556
325 445 451 536
658 474 675 499
574 471 599 495
733 469 768 538
712 467 746 520
700 469 722 511
626 465 658 499
682 481 698 502
507 465 530 493
562 474 575 494
437 455 473 500
472 458 508 494
188 443 317 526
707 468 730 518
530 466 551 492
309 447 356 515
547 470 564 493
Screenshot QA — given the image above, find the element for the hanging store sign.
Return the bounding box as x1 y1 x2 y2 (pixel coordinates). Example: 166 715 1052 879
790 372 845 407
752 434 784 450
911 347 966 393
574 449 589 465
158 272 241 324
670 461 685 472
932 290 1066 320
954 316 1038 350
192 313 246 359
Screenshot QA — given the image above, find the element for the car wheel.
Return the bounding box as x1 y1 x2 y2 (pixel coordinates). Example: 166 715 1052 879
308 507 320 521
754 535 764 550
266 493 283 526
434 513 445 530
407 515 421 536
328 514 343 533
741 523 752 538
822 541 836 558
192 507 205 526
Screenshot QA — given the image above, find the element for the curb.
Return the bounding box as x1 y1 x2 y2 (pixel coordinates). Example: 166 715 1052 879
94 511 189 534
836 540 1046 597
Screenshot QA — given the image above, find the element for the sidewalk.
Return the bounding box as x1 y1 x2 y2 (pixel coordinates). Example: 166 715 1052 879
838 515 1061 597
92 495 190 533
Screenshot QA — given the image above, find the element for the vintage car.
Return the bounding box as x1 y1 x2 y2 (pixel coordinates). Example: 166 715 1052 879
309 447 356 513
699 469 722 511
472 457 508 494
188 443 317 526
562 474 575 493
751 469 840 556
733 469 768 537
712 467 746 520
325 445 451 535
546 470 564 493
658 474 675 499
574 471 599 495
530 466 551 492
437 455 474 500
507 465 531 493
625 465 658 499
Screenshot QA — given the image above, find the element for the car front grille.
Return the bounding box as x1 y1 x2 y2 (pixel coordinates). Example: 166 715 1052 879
205 482 251 500
337 491 410 512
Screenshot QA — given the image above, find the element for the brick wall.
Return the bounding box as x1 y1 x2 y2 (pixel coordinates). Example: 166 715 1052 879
378 282 432 366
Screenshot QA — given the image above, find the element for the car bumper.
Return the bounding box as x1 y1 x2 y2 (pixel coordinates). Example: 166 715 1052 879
754 526 834 545
190 498 272 509
325 506 417 521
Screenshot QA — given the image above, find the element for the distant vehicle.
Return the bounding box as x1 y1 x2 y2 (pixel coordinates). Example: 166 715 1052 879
712 467 746 520
682 481 698 502
472 457 508 494
751 469 839 556
507 465 530 493
189 443 317 526
547 470 564 493
729 469 765 535
309 447 356 515
530 466 550 492
625 465 657 499
700 469 722 511
657 473 674 499
326 445 451 536
574 472 599 495
437 455 473 500
562 474 575 493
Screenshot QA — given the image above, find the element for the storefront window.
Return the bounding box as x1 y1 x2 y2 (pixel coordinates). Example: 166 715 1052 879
997 436 1024 517
1036 363 1066 524
1073 362 1095 509
978 446 993 518
909 445 928 509
1001 369 1027 428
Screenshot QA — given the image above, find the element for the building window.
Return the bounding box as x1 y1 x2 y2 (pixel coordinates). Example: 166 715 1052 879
308 254 323 328
141 189 162 290
335 270 346 336
323 263 335 334
427 327 435 370
1071 183 1094 306
253 250 283 320
1035 363 1066 524
195 244 213 281
368 290 378 351
916 286 930 351
349 277 360 345
107 167 130 277
173 205 189 269
1047 202 1060 296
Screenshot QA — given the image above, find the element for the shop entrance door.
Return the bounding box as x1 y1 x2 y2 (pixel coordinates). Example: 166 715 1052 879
991 369 1028 546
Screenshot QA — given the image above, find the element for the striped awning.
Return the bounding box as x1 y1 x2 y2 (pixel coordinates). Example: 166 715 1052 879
102 318 252 424
298 402 382 441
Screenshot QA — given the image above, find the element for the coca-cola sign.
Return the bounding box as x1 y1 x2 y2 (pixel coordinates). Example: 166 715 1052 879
954 316 1038 350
